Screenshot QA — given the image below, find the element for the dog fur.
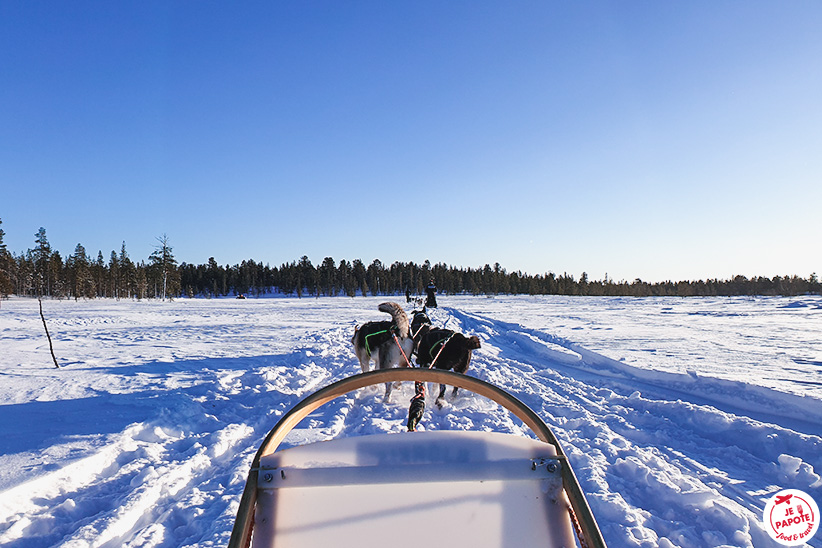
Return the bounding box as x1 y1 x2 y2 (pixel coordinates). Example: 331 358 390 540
414 326 481 406
410 309 432 341
351 302 414 401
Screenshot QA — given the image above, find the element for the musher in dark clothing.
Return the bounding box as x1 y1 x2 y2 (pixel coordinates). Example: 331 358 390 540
425 278 437 308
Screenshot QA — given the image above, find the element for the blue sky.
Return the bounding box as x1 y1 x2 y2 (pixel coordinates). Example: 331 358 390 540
2 2 820 283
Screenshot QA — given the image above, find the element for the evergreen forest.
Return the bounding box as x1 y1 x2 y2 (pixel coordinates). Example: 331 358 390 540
0 222 819 300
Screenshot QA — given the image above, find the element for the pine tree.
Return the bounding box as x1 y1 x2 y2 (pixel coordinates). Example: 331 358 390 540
352 259 368 297
135 261 148 300
298 256 315 297
149 234 179 301
94 251 105 297
338 259 355 297
68 243 95 300
119 242 136 299
32 227 52 296
109 250 120 299
367 259 383 296
0 218 13 300
319 257 336 296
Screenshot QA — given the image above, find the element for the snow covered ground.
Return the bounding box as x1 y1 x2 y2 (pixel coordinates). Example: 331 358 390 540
0 295 820 548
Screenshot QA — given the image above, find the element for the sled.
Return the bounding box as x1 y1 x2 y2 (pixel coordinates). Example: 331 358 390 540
228 368 607 548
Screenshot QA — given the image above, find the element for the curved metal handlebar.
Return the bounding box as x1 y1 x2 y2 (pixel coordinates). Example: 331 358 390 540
255 368 559 458
228 369 607 548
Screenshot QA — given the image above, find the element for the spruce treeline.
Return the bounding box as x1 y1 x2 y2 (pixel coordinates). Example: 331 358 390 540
0 225 179 301
0 223 819 300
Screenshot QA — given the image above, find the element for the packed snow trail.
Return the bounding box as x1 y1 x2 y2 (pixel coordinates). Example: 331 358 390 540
0 297 820 547
428 306 821 548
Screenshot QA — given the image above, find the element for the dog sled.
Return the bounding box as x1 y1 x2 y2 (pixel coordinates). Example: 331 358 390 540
228 368 607 548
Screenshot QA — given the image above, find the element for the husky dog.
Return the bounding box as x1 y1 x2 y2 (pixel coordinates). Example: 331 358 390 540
351 302 414 401
414 326 481 407
410 309 432 343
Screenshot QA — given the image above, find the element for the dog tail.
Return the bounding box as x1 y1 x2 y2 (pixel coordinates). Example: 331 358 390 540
378 302 410 338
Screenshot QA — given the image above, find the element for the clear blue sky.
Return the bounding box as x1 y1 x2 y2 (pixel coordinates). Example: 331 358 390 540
2 1 820 283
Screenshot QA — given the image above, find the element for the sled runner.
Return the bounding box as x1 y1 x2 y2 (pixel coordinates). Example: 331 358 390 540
228 369 607 548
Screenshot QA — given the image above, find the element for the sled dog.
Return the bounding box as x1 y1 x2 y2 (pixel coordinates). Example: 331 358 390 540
414 325 481 407
351 302 414 401
410 309 432 342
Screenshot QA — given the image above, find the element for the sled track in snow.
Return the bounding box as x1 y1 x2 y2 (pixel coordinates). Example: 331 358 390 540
444 307 822 548
1 299 820 548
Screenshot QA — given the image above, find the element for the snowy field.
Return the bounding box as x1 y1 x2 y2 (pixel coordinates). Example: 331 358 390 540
0 295 820 548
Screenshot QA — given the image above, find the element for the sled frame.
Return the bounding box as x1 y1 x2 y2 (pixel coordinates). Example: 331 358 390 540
228 368 606 548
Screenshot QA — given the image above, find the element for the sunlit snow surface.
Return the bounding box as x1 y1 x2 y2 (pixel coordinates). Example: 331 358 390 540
1 295 820 548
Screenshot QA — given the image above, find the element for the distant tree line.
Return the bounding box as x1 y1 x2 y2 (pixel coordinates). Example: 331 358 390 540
0 222 819 300
0 224 180 301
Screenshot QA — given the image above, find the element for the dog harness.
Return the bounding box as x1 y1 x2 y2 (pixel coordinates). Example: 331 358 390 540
364 327 393 356
407 332 454 432
425 332 455 363
365 324 404 356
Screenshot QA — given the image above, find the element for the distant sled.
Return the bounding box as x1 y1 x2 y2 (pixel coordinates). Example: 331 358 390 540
228 369 607 548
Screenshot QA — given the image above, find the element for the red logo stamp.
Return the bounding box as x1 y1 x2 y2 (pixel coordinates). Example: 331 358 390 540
764 489 819 546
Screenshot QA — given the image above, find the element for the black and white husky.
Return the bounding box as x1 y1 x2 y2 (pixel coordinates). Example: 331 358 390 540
410 309 432 341
351 302 414 401
414 325 481 407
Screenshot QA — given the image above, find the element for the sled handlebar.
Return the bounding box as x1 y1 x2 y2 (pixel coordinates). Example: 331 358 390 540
257 368 556 457
229 369 607 548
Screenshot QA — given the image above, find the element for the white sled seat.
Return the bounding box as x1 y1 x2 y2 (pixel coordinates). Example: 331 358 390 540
252 430 575 548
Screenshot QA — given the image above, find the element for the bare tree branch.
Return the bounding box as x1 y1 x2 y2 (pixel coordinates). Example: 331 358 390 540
38 297 60 368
